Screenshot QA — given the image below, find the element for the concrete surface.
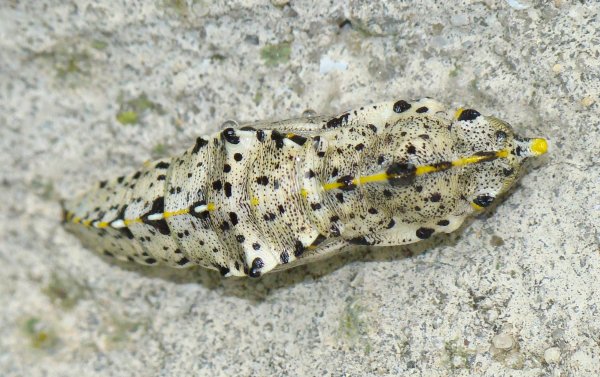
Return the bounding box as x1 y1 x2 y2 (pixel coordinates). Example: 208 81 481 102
1 1 598 376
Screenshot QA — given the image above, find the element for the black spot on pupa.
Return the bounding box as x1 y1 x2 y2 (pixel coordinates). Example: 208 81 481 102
271 130 285 148
117 176 125 184
192 137 209 153
252 242 261 250
144 258 157 265
221 128 240 144
223 164 231 173
157 175 166 181
416 106 428 113
386 219 396 229
229 212 238 226
248 258 264 278
277 204 285 214
233 153 243 161
354 143 365 151
310 234 327 248
236 234 245 243
99 180 107 188
224 182 232 197
256 129 265 142
280 251 290 264
330 167 339 177
383 189 393 198
503 168 514 177
473 194 495 208
256 176 269 185
119 227 134 240
306 170 316 178
263 212 276 221
220 221 230 231
347 236 373 245
177 257 190 266
367 124 377 133
132 171 142 179
310 203 322 210
437 219 450 226
336 175 356 191
457 109 481 121
294 240 305 257
430 193 442 202
386 162 416 186
217 265 230 276
406 145 416 154
212 180 222 190
418 134 430 140
141 197 171 235
368 207 378 214
155 161 170 169
415 185 423 193
335 192 344 203
189 200 210 220
326 113 350 129
393 100 411 113
416 227 434 239
288 134 308 146
103 250 114 257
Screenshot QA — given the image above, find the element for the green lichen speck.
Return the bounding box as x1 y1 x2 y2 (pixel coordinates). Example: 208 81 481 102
338 299 371 353
260 42 291 67
23 317 58 350
91 40 108 50
116 93 164 125
42 273 87 310
151 143 169 158
116 110 139 125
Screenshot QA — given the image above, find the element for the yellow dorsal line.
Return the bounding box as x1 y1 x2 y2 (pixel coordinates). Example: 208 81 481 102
321 149 511 192
322 182 343 191
74 149 511 228
355 172 389 185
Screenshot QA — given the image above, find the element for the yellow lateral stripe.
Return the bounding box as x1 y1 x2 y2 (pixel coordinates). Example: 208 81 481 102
163 208 190 218
124 218 143 226
454 107 464 120
470 202 484 211
97 222 109 228
300 188 309 198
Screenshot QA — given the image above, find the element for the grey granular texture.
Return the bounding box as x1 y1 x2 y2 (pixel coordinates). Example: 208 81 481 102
1 1 598 376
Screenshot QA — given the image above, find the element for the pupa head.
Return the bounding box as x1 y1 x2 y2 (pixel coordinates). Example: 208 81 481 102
450 108 548 210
